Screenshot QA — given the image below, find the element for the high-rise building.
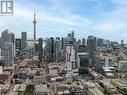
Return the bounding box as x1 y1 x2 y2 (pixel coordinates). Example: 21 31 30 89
68 33 72 38
15 38 21 51
77 53 89 74
61 37 64 50
3 42 14 67
70 48 77 69
121 40 124 49
66 45 74 70
66 32 77 70
71 31 74 38
87 36 96 65
66 44 77 71
82 38 85 45
76 39 81 53
97 38 103 47
1 29 9 49
38 38 43 63
8 33 15 43
1 30 15 67
44 37 55 62
55 38 61 61
21 32 27 50
34 43 39 55
50 37 55 62
8 33 15 57
103 40 110 47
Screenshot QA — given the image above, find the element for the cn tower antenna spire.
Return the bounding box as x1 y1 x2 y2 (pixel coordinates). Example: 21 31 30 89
33 10 37 45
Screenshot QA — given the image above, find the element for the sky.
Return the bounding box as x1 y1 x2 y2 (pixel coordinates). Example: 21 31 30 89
0 0 127 42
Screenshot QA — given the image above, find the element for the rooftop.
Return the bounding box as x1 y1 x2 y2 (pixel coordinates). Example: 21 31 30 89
35 84 49 93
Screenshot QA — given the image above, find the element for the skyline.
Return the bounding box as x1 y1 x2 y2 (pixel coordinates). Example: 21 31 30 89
0 0 127 42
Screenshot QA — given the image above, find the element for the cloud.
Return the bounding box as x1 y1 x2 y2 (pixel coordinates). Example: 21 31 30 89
112 0 127 6
15 8 32 19
94 21 126 32
14 3 92 28
1 0 127 42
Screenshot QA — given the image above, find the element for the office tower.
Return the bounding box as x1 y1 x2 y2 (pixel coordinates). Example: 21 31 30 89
68 33 72 38
38 38 43 63
71 31 74 37
121 40 124 49
34 43 39 55
77 39 81 46
3 43 14 67
61 37 68 50
66 31 74 39
70 48 77 69
56 37 60 40
66 45 77 70
82 38 85 45
60 38 66 61
21 32 27 50
55 37 61 61
97 38 103 47
1 29 9 49
61 37 64 50
1 30 15 67
8 33 15 57
77 53 89 74
44 38 50 62
76 39 81 53
103 40 110 47
50 37 55 62
66 32 77 70
44 38 55 62
87 36 96 65
15 38 21 51
33 12 37 45
8 33 15 43
66 45 74 70
67 36 76 46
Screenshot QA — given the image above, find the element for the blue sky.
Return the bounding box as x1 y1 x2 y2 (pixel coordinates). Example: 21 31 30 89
1 0 127 42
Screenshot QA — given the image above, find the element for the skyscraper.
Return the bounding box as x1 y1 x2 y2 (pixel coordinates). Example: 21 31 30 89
8 33 15 43
15 38 21 51
55 37 61 61
44 38 50 62
1 30 15 67
33 12 37 45
82 38 85 45
71 31 74 38
97 38 103 47
66 45 74 70
3 43 14 67
50 37 55 62
121 40 124 49
38 38 43 63
21 32 27 50
44 37 56 62
87 36 96 65
1 29 9 49
77 53 89 74
61 37 64 50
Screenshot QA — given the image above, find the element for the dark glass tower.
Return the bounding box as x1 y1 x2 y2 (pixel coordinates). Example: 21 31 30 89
38 38 43 63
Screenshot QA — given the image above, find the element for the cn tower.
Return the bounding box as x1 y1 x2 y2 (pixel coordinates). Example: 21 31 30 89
33 11 37 45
